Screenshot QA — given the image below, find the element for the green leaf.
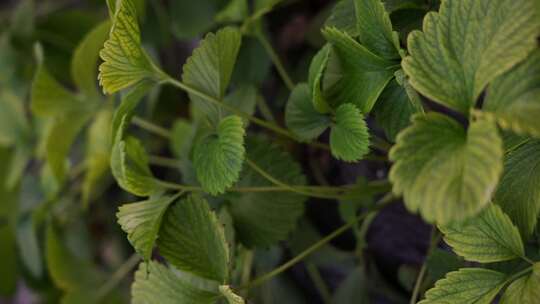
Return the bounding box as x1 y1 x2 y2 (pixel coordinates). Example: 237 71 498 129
182 27 242 125
111 116 158 196
325 0 358 37
440 204 525 263
170 119 196 159
419 268 507 304
158 195 230 282
308 44 332 113
132 261 219 304
46 111 94 183
354 0 401 59
46 224 102 291
322 27 397 113
193 115 245 195
117 193 180 261
31 63 83 117
389 113 503 224
285 84 331 141
372 79 421 141
330 103 370 162
71 21 111 97
170 0 221 39
0 90 31 151
228 136 306 248
402 0 540 114
479 50 540 137
99 0 163 94
216 0 248 23
222 85 258 124
494 139 540 237
500 263 540 304
425 248 464 282
82 108 112 206
111 80 154 140
219 285 245 304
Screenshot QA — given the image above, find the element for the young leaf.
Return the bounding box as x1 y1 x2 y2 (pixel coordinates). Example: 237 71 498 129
182 27 242 124
419 268 507 304
480 50 540 137
372 79 421 141
500 263 540 304
117 193 180 261
494 139 540 237
440 204 525 263
285 84 331 141
322 27 397 113
402 0 540 114
99 0 162 94
219 285 245 304
111 116 158 196
354 0 400 60
228 136 306 248
330 103 370 162
193 115 245 195
132 261 219 304
71 21 111 97
389 113 503 224
157 195 230 283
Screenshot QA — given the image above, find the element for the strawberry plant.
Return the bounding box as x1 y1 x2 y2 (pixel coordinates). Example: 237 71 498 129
0 0 539 303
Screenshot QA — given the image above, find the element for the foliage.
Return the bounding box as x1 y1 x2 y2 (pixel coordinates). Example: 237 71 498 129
0 0 539 303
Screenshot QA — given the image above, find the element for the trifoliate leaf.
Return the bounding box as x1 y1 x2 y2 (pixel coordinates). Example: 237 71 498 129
71 21 111 97
500 263 540 304
354 0 400 60
373 79 422 141
322 27 397 113
117 193 180 261
440 204 525 263
182 27 242 125
219 285 245 304
111 116 158 196
308 44 332 113
480 50 540 137
193 116 245 195
111 80 154 140
494 139 540 238
228 136 306 248
419 268 507 304
402 0 540 114
157 195 230 282
132 261 219 304
330 103 370 162
99 0 163 94
285 84 331 141
389 113 503 224
82 107 112 206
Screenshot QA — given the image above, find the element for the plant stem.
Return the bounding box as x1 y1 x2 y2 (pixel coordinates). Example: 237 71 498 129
245 157 348 199
238 193 394 290
410 228 441 304
97 254 141 300
255 30 295 91
149 155 182 168
132 116 171 138
306 263 333 304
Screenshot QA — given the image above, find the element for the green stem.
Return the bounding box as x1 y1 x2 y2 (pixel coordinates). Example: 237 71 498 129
245 157 347 199
132 116 172 138
306 263 333 304
97 254 141 300
238 193 394 290
256 95 277 123
149 155 181 168
255 30 295 91
505 265 533 284
371 135 392 152
410 228 440 304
